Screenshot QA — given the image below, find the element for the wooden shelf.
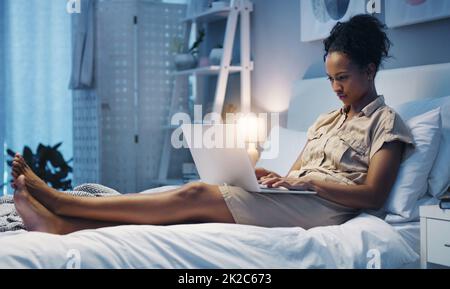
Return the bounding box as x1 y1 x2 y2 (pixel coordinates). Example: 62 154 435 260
182 6 232 24
159 1 253 184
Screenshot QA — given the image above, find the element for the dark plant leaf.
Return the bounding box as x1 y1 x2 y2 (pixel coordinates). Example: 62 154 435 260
38 145 50 170
50 150 66 168
60 180 72 190
38 168 49 181
6 149 16 158
53 142 62 150
13 142 72 190
37 144 45 154
23 146 33 162
45 169 54 181
54 170 68 180
53 179 62 188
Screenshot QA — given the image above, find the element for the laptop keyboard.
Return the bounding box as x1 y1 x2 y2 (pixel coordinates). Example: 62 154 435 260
259 184 289 191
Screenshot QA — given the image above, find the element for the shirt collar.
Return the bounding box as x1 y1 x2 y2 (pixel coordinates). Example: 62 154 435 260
340 95 385 117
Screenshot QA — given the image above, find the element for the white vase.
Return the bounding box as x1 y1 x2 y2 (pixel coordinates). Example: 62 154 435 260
209 48 223 65
174 53 198 70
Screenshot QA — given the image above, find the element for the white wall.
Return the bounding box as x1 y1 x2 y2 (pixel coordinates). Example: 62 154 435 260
251 0 322 119
251 0 450 126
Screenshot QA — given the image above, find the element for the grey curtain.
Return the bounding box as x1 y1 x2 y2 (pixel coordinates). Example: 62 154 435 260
69 0 95 89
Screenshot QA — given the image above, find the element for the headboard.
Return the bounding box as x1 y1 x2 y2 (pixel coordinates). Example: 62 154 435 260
287 62 450 131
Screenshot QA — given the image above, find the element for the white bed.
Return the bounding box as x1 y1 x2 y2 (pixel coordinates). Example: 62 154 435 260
0 213 417 269
0 63 449 269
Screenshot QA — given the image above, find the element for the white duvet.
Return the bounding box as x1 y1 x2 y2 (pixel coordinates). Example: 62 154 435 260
0 213 418 269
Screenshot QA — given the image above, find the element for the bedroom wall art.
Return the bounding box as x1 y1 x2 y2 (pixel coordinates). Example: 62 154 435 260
301 0 366 42
385 0 450 28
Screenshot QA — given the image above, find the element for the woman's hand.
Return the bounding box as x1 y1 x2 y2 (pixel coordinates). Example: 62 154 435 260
259 177 314 191
255 167 280 180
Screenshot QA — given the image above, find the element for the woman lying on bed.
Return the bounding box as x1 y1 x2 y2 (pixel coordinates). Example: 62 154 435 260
11 14 414 235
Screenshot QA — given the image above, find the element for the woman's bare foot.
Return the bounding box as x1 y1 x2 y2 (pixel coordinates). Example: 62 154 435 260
11 153 31 189
11 154 41 182
12 154 61 212
14 175 63 234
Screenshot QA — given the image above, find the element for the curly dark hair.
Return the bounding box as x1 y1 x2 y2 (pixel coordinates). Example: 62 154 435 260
323 14 392 73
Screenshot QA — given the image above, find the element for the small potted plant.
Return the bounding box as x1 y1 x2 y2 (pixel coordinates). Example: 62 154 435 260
173 28 205 71
3 143 73 190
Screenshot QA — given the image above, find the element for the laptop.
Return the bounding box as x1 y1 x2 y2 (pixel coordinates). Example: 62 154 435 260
182 124 316 195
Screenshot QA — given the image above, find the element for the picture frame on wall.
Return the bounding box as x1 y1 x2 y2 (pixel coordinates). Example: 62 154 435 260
385 0 450 28
301 0 366 42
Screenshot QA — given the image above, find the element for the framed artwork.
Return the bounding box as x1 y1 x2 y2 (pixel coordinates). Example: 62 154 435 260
386 0 450 28
301 0 366 42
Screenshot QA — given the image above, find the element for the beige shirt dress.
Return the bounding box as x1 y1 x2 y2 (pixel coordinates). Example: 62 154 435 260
219 96 415 229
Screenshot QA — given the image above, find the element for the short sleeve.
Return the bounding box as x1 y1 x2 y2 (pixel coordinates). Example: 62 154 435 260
369 110 415 160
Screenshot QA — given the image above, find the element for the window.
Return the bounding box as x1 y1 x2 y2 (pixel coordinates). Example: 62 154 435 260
0 0 72 195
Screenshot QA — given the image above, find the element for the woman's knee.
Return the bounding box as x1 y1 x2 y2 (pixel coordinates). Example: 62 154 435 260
177 182 213 201
175 182 232 223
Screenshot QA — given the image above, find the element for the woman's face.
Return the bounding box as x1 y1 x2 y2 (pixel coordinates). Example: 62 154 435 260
325 52 374 107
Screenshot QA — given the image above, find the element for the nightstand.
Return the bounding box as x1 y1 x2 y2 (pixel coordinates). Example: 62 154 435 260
420 205 450 269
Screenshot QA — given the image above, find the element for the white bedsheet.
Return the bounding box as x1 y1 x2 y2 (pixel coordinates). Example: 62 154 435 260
391 221 421 268
0 213 418 269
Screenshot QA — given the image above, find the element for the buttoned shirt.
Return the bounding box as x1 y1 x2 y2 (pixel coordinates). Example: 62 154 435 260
288 96 415 185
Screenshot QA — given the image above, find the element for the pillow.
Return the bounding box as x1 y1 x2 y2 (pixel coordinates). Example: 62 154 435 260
256 127 307 177
428 99 450 198
384 108 442 219
394 95 450 198
385 195 439 223
394 95 449 121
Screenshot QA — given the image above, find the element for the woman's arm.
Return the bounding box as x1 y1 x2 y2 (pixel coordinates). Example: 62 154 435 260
264 141 405 210
311 141 404 209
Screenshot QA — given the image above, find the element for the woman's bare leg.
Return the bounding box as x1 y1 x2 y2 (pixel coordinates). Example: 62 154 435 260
14 176 126 234
12 154 235 225
41 182 233 225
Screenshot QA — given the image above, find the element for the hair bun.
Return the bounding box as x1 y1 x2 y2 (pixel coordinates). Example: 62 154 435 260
323 14 392 72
